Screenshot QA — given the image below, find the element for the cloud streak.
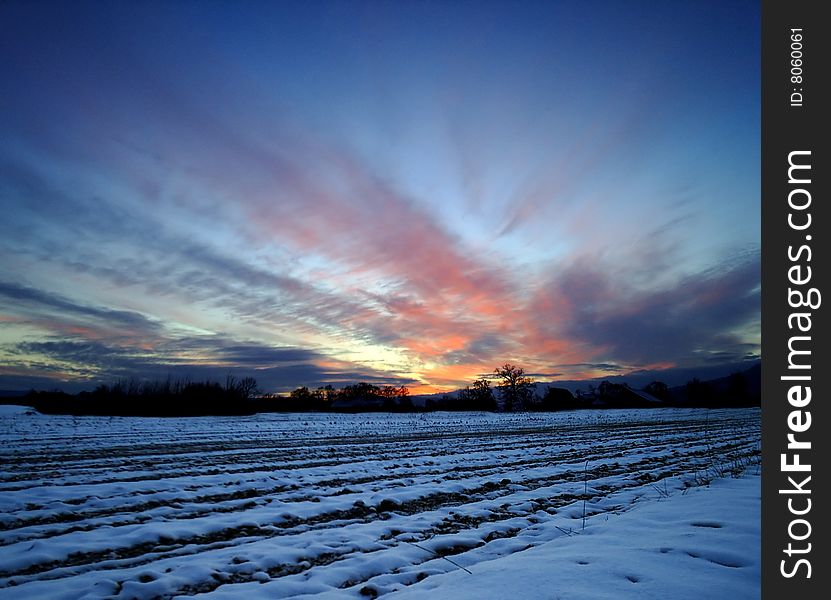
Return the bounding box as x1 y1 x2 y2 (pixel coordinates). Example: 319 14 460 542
0 1 760 392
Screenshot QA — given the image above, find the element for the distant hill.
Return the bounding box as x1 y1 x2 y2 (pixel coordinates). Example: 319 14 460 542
539 360 761 394
665 363 761 407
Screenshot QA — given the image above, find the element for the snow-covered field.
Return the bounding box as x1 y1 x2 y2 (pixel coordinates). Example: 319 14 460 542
0 407 760 599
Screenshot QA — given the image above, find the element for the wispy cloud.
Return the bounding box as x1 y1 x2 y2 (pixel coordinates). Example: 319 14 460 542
526 250 760 369
0 280 163 339
0 1 759 392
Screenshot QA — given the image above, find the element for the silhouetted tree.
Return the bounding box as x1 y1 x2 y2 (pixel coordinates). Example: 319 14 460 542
282 386 328 411
494 364 534 412
726 372 750 405
471 378 497 411
224 375 260 400
339 382 380 403
237 377 259 400
533 386 579 411
644 381 670 402
685 377 713 406
456 378 497 411
289 386 313 410
320 384 336 402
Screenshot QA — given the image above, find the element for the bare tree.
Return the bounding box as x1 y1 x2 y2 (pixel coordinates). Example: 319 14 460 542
494 364 534 412
237 377 259 400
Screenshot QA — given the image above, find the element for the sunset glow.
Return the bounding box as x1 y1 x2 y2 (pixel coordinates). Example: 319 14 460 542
0 1 760 394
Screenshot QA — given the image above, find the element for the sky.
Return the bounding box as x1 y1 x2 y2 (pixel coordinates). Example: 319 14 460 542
0 0 760 394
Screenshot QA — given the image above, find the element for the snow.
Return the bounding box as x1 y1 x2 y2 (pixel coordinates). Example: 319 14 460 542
391 475 760 600
0 408 760 598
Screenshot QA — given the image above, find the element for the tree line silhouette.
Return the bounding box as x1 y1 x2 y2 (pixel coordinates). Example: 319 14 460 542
23 363 759 416
27 376 261 417
273 382 413 412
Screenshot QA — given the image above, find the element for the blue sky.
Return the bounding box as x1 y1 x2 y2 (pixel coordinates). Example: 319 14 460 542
0 0 760 393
